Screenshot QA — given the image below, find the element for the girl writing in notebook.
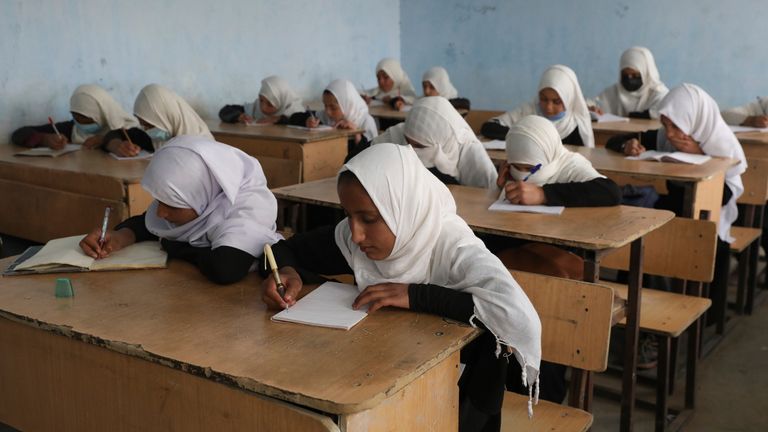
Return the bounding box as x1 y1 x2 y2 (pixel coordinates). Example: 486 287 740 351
80 136 282 285
721 96 768 128
11 84 149 154
361 58 417 110
421 66 471 111
588 46 669 119
499 115 621 206
606 83 747 323
481 64 594 147
260 143 541 432
218 75 305 125
372 96 496 188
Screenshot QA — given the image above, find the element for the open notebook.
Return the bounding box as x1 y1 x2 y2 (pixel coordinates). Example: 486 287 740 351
4 235 167 275
287 125 334 131
271 282 368 330
110 150 153 160
15 144 81 158
488 191 565 215
482 139 506 150
590 112 630 123
626 150 711 165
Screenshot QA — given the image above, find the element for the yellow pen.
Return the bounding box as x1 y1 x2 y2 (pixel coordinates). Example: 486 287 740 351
263 244 287 305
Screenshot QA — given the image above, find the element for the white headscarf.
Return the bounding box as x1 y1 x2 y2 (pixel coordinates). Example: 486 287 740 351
422 66 458 99
334 143 541 407
403 96 497 188
255 75 305 118
657 84 747 243
493 65 594 147
594 47 669 118
721 97 768 125
141 136 282 256
505 115 603 186
320 79 378 140
364 58 417 104
134 84 213 141
69 84 138 144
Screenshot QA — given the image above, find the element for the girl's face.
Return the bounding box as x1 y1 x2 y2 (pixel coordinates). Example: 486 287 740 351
137 116 157 130
377 70 394 93
422 81 438 97
322 92 344 122
404 135 427 149
538 88 565 117
338 177 396 260
660 115 701 153
156 201 198 226
259 95 278 116
621 67 641 81
71 112 96 125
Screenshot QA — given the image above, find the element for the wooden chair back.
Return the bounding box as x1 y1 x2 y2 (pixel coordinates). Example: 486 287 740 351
259 156 302 188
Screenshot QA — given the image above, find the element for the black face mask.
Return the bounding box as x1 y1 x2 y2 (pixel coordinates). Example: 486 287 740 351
621 75 643 92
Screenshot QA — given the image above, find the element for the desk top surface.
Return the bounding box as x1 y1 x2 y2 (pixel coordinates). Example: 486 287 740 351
591 118 661 133
207 120 356 143
0 258 477 414
735 130 768 144
273 178 674 250
0 143 148 183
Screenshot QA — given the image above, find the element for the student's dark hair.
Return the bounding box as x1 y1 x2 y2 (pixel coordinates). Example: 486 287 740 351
323 90 332 96
337 170 360 186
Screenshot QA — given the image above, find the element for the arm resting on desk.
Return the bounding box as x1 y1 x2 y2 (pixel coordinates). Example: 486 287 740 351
161 239 256 285
101 127 153 153
11 121 75 147
543 177 622 207
480 121 509 140
219 104 245 123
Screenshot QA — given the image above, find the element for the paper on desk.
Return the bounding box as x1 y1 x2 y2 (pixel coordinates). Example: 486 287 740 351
287 125 334 131
15 144 81 157
271 282 367 330
626 150 711 165
488 194 565 215
368 99 385 107
591 112 630 123
399 105 412 112
482 140 506 150
729 125 768 133
110 150 153 160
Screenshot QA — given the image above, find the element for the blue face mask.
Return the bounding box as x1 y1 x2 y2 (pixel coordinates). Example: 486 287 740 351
543 110 567 122
146 127 171 142
74 120 101 134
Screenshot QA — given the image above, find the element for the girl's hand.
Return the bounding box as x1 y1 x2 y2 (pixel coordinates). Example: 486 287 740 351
79 228 135 259
496 162 511 188
352 282 410 313
744 115 768 128
105 138 140 157
42 133 67 150
335 119 357 130
381 95 392 103
623 138 646 156
237 113 253 124
588 105 604 115
261 266 303 310
361 94 373 105
504 181 546 205
393 98 405 111
668 135 704 154
307 117 321 128
82 135 103 149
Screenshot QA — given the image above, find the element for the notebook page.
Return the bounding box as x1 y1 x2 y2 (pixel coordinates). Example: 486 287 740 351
271 282 368 330
90 241 168 271
14 235 94 271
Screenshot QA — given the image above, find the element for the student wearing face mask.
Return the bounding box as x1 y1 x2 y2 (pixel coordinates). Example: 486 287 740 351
110 84 213 155
588 47 669 119
11 84 149 153
481 65 594 147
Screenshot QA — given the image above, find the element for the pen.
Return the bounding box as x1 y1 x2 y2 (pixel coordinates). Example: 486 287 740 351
98 206 112 247
121 127 134 146
48 116 63 140
264 244 287 305
306 105 316 121
522 163 542 182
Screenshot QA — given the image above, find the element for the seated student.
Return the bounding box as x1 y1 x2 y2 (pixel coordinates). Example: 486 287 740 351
588 46 669 119
80 136 282 285
422 66 471 111
606 83 747 323
11 84 148 153
721 97 768 128
293 79 378 159
218 75 305 125
129 84 213 151
481 65 595 147
499 115 621 206
259 143 541 431
361 57 417 110
373 96 496 188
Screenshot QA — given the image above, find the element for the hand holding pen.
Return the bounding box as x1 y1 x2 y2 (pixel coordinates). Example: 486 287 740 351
46 116 67 150
262 244 303 310
502 163 546 205
306 106 321 128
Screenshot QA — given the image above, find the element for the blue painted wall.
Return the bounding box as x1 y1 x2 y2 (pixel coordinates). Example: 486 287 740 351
1 0 400 140
400 1 768 111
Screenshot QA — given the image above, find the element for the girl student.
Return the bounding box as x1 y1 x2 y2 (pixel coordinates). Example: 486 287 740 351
260 143 541 431
361 57 417 110
498 115 621 207
588 46 669 119
481 64 595 147
606 83 747 324
218 75 305 125
80 136 282 285
11 84 148 153
721 96 768 128
372 96 496 188
422 66 471 111
122 84 213 152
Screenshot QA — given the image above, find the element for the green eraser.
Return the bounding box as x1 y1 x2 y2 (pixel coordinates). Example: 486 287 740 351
55 278 74 298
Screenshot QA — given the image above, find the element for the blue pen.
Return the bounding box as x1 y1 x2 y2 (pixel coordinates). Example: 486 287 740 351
522 163 542 182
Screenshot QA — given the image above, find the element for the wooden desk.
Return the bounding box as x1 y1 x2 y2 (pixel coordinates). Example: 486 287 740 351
488 145 737 222
368 104 409 121
592 118 661 147
272 178 674 430
735 131 768 159
0 144 152 243
207 120 353 182
0 258 478 431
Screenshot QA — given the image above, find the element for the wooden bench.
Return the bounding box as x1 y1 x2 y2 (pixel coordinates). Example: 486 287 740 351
464 110 504 135
501 271 616 432
601 217 717 431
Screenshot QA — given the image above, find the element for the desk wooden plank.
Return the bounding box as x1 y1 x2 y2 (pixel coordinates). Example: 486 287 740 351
736 131 768 159
369 105 409 121
0 259 478 415
592 118 661 147
207 120 352 143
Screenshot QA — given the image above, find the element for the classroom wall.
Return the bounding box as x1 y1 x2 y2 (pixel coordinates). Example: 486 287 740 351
400 0 768 111
0 0 400 141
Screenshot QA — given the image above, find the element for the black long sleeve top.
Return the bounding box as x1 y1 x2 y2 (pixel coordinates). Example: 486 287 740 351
115 214 256 285
218 104 290 125
12 121 75 147
542 177 622 206
481 121 585 146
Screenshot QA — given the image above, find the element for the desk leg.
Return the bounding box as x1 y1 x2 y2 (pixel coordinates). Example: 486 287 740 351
569 251 600 411
621 238 644 432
